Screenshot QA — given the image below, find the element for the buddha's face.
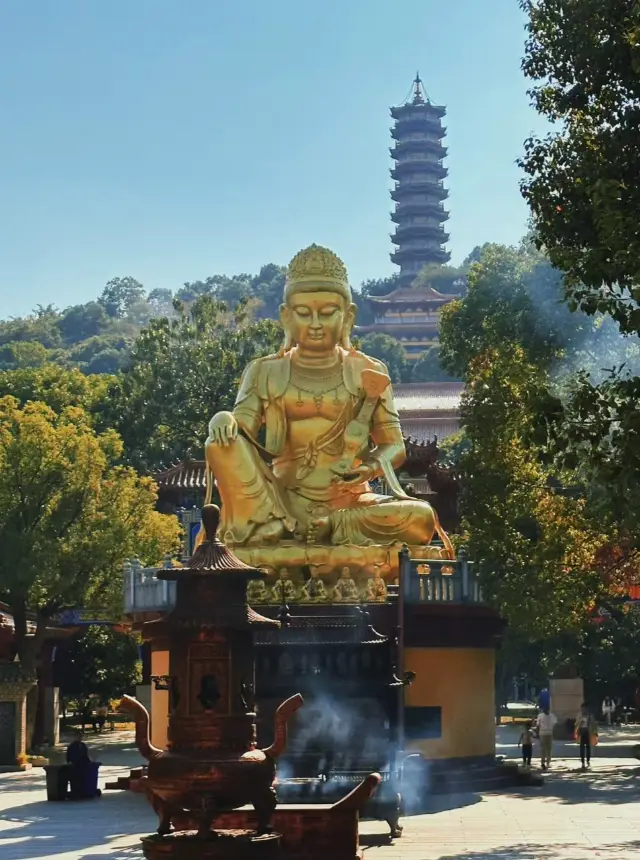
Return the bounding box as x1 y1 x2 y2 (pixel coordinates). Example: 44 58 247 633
282 290 352 353
340 567 350 579
279 568 289 579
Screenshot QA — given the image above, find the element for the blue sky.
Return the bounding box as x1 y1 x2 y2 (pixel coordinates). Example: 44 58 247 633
0 0 545 317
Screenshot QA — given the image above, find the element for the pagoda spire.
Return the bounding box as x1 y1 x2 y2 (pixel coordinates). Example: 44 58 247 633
389 76 451 285
412 72 425 105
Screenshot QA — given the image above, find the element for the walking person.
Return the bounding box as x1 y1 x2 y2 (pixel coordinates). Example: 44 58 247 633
602 695 615 726
536 706 557 770
518 721 534 768
96 702 108 733
574 702 598 769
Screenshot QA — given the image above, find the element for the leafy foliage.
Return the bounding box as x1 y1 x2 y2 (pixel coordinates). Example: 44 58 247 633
520 0 640 328
411 346 459 383
54 626 141 706
0 365 116 425
438 242 634 637
520 0 640 543
359 333 407 383
414 263 467 296
0 396 181 674
111 296 282 472
98 277 146 319
458 344 607 636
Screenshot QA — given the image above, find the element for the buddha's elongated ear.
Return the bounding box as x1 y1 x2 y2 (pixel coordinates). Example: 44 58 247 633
340 302 357 351
279 303 295 353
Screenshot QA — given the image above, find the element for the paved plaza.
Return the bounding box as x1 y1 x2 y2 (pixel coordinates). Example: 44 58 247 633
1 725 640 859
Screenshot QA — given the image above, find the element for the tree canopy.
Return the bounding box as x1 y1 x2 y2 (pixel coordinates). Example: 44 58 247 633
520 0 640 543
439 242 634 639
111 295 282 472
54 626 141 709
520 0 640 320
0 396 180 676
359 333 407 383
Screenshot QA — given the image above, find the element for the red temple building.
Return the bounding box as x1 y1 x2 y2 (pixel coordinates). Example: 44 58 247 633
357 286 456 361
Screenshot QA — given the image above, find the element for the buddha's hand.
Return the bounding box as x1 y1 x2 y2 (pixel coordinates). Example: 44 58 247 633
331 463 376 487
207 411 238 447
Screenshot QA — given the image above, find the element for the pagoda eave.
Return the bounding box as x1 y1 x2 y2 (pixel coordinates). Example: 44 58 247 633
390 250 451 267
390 143 447 160
391 184 449 202
390 165 448 182
391 205 450 223
392 227 450 244
390 104 447 120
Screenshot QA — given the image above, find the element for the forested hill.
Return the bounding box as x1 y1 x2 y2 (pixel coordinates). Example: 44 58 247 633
0 257 473 377
0 265 289 375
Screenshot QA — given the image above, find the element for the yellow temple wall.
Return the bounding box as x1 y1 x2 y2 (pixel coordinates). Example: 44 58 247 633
404 647 496 760
150 648 169 750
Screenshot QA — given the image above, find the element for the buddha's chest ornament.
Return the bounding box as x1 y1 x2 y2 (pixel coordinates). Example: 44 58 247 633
289 362 345 414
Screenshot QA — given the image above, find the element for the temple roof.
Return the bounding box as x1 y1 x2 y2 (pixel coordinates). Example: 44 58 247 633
368 286 454 305
393 382 463 414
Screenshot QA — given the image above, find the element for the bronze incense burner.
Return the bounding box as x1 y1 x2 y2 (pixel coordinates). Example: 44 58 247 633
122 504 303 847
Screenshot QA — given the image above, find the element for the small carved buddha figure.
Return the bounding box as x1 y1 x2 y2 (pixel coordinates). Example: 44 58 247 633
333 566 359 603
271 567 298 603
246 576 268 604
365 565 388 603
301 565 328 603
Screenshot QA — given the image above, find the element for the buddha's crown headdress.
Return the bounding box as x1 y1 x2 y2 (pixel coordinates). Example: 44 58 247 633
284 244 352 303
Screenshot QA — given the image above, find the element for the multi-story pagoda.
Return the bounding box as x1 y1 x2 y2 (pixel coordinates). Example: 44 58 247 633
390 74 450 285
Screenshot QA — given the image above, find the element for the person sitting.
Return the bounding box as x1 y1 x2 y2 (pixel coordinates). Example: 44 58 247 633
66 731 93 799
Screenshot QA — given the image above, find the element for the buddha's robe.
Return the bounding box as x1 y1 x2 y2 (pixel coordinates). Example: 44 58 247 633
206 348 437 547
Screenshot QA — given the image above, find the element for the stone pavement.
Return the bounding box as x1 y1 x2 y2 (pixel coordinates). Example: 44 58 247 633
1 727 640 859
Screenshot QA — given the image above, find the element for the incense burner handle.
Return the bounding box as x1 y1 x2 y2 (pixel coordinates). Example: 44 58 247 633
261 693 304 758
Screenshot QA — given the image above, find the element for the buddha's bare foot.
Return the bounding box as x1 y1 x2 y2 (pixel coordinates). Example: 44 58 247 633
307 517 331 544
247 519 285 546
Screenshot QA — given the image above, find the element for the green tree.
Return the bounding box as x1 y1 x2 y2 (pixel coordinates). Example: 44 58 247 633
0 396 181 682
359 333 407 383
147 288 175 318
112 295 282 471
0 341 51 370
520 0 640 328
250 264 287 320
65 334 132 375
57 302 109 344
55 626 141 712
0 305 62 350
414 263 467 296
411 346 459 383
439 243 621 637
519 0 640 538
0 364 117 423
99 277 146 319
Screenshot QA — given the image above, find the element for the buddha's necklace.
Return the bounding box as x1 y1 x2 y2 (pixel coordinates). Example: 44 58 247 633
290 360 344 412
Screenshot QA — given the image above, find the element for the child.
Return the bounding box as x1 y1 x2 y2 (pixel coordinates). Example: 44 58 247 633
519 721 534 767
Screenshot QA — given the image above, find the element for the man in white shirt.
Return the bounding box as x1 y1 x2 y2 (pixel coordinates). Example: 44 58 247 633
536 707 557 770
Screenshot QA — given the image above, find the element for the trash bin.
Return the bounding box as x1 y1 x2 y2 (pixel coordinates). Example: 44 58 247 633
44 765 69 801
83 762 101 798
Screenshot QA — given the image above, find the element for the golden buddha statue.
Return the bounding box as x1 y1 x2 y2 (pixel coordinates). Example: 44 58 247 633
204 244 453 576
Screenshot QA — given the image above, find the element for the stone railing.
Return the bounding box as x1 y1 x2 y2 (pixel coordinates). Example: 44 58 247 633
123 547 484 615
123 558 176 614
399 547 484 605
